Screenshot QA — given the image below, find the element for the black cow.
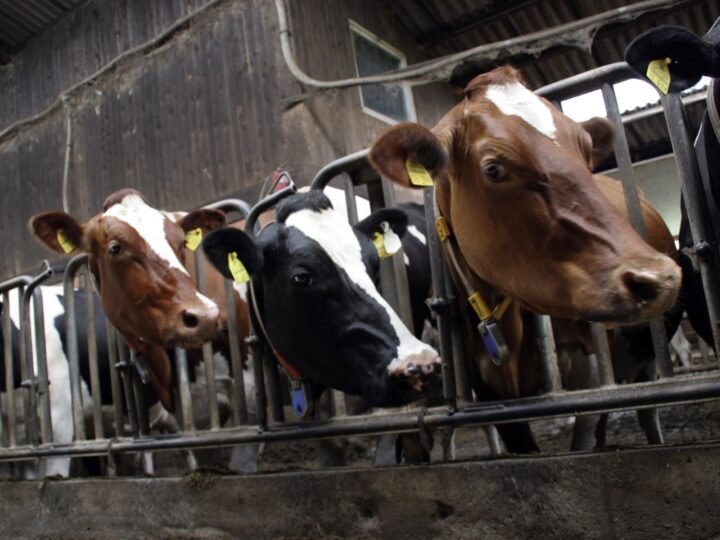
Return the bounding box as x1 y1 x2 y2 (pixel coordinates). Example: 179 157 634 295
625 18 720 350
202 190 440 407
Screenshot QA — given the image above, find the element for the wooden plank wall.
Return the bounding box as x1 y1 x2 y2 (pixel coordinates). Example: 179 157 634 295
0 0 456 279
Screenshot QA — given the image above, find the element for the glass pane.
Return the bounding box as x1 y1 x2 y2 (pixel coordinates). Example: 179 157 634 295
353 31 408 122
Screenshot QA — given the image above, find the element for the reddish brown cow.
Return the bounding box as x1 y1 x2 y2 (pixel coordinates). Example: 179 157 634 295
370 66 682 451
29 189 248 410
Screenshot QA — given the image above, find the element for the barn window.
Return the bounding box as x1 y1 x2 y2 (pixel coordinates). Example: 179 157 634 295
350 21 416 124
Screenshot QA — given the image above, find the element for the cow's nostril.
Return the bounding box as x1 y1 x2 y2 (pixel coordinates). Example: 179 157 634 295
182 310 200 329
622 270 659 305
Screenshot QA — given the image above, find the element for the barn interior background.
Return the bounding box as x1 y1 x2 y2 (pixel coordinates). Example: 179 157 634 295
0 0 717 279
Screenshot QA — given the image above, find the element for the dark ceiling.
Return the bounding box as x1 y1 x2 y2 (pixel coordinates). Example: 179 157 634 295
385 0 720 164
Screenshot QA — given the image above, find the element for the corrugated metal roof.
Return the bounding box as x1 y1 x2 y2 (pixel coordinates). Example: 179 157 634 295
387 0 720 89
0 0 84 62
385 0 719 163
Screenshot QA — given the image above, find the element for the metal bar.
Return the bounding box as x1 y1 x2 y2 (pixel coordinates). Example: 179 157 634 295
174 348 195 432
662 92 720 354
20 264 54 446
105 322 124 437
30 288 53 444
223 279 248 425
533 315 562 393
591 324 616 387
602 82 673 378
263 353 284 424
2 290 14 447
1 373 720 460
194 248 220 431
423 188 460 407
244 187 297 236
249 335 268 431
62 254 89 441
82 271 104 439
116 338 139 438
310 149 370 191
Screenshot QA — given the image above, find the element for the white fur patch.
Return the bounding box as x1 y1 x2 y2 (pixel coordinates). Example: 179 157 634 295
406 225 427 246
485 82 556 140
104 194 189 275
284 207 437 370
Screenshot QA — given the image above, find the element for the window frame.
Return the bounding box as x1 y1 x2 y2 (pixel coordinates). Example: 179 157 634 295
349 20 417 125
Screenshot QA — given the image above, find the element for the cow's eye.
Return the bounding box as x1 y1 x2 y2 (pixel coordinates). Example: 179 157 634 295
481 162 506 182
108 241 122 256
292 271 312 288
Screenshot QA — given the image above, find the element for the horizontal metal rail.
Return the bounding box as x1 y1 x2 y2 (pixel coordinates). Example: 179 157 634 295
0 373 718 461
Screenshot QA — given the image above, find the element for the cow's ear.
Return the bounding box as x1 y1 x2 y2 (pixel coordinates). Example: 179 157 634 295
355 209 408 258
29 212 87 255
369 123 447 189
178 208 226 233
624 25 719 92
580 116 615 169
202 228 263 283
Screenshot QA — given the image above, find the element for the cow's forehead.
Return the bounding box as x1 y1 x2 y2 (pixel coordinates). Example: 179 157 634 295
482 81 556 140
103 193 188 274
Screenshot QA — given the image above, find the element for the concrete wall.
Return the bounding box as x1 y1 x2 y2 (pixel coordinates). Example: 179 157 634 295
1 444 719 539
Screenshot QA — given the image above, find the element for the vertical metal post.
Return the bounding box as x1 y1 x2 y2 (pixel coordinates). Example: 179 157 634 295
602 82 672 377
116 338 139 438
194 249 220 431
533 314 562 393
423 188 460 408
223 279 248 425
662 92 720 355
2 289 14 447
174 348 195 432
591 324 616 387
105 322 125 437
248 333 268 431
263 353 285 424
63 254 88 441
82 272 104 439
30 289 53 444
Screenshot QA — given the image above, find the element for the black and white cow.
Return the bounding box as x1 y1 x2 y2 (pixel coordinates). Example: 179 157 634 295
202 190 440 407
1 284 228 478
625 18 720 351
1 285 97 477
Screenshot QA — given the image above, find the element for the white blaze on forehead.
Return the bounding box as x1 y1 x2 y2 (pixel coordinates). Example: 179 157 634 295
104 194 189 275
285 207 436 369
485 81 556 140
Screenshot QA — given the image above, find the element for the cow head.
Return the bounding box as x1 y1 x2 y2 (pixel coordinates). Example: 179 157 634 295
369 66 681 325
202 191 440 407
29 189 224 350
625 22 720 92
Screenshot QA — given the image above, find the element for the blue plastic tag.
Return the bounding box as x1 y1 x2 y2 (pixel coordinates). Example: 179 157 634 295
478 318 510 366
290 385 308 417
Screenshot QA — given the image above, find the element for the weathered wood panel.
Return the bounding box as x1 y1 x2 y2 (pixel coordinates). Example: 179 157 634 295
0 0 456 279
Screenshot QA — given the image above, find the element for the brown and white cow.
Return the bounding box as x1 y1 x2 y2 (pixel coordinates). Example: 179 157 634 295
369 65 682 451
29 188 247 410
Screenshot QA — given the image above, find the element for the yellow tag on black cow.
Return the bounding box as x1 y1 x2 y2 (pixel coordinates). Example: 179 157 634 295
646 58 671 95
56 229 75 254
373 232 390 259
185 228 202 251
405 159 434 187
228 252 250 284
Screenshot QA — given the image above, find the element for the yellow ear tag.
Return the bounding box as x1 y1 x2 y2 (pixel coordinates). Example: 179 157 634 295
185 228 202 252
372 221 401 259
405 159 434 187
228 252 250 284
56 229 75 254
373 233 390 259
646 57 672 95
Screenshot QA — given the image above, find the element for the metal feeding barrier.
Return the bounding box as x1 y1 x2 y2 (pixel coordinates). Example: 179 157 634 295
1 63 720 472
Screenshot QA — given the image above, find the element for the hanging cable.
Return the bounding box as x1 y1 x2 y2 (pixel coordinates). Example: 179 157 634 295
275 0 694 91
